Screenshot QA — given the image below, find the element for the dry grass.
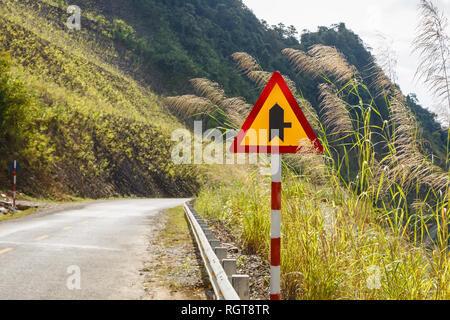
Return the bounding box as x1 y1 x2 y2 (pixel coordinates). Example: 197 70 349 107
365 59 449 194
388 90 449 193
195 167 450 300
231 52 297 92
164 95 214 119
283 45 358 84
231 52 262 75
413 0 450 126
190 78 227 105
318 83 354 136
190 78 250 127
282 48 318 77
164 78 251 128
367 59 396 96
232 51 320 131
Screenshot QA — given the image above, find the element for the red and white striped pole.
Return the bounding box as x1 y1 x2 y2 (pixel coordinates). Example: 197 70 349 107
270 152 281 300
12 160 17 211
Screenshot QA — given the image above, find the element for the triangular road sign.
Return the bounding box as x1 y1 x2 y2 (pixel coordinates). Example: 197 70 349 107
230 71 323 154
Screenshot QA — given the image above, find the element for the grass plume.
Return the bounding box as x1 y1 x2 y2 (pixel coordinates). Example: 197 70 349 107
413 0 450 126
318 83 354 136
164 95 214 119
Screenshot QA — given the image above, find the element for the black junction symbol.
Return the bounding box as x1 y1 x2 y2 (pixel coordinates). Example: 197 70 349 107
269 103 291 142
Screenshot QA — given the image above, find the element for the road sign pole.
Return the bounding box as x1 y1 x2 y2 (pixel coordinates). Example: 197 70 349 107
270 152 281 300
13 160 17 211
229 71 323 300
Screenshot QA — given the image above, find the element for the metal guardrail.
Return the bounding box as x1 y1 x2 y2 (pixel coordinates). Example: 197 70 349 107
184 203 249 300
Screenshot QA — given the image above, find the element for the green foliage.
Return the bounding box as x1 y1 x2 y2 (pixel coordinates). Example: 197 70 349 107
300 23 372 74
0 53 29 149
65 0 303 101
0 0 200 198
407 94 447 165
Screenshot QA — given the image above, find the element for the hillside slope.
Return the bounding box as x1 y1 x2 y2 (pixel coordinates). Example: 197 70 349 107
0 0 199 198
0 0 445 199
68 0 446 162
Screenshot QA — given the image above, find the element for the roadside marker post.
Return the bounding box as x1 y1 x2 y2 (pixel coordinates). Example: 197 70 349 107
13 160 17 211
9 160 20 211
230 71 323 300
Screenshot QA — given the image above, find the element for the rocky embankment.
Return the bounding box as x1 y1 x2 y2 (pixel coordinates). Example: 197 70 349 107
0 193 39 215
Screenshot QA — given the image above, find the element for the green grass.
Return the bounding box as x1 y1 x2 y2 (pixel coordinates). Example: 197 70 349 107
193 48 449 300
195 168 449 300
0 208 38 221
161 206 192 246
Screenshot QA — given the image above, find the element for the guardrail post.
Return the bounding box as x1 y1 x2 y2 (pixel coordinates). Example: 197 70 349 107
222 259 237 282
214 247 227 262
184 203 241 300
232 275 249 300
210 239 220 249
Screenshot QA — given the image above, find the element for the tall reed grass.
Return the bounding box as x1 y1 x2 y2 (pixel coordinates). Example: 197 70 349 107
192 43 449 299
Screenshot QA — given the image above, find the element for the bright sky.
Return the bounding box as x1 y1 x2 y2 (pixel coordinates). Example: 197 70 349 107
243 0 450 115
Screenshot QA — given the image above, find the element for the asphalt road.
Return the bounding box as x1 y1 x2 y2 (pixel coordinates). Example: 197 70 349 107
0 199 188 300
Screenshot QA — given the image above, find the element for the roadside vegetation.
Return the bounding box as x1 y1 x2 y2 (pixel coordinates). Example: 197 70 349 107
171 0 450 300
0 0 199 198
0 0 448 300
142 206 210 300
0 208 38 221
0 0 444 200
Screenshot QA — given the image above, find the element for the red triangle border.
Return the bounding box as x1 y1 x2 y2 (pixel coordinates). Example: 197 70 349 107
230 71 323 154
